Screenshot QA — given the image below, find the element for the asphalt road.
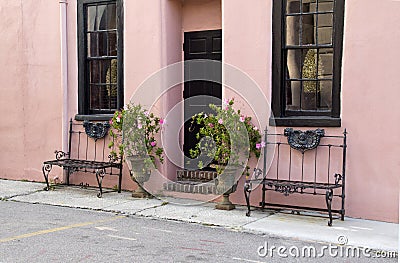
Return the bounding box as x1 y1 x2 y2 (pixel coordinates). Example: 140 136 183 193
0 201 396 263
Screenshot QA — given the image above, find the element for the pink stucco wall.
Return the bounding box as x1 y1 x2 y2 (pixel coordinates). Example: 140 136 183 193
182 0 221 32
339 0 400 222
0 0 62 181
0 0 399 223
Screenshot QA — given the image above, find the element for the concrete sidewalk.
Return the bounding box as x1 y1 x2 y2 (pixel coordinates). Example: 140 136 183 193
0 179 398 252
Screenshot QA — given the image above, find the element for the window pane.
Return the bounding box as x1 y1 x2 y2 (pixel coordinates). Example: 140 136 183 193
89 60 99 83
316 13 333 44
302 49 320 80
87 5 96 32
90 84 114 111
319 48 333 78
286 16 300 45
286 0 300 14
108 31 117 56
98 32 108 56
89 84 100 110
286 49 302 80
301 14 315 45
317 1 334 12
106 59 118 84
107 4 117 29
318 80 332 109
285 80 301 110
302 80 318 110
90 60 108 84
317 27 333 45
87 33 98 57
108 84 118 109
96 5 107 30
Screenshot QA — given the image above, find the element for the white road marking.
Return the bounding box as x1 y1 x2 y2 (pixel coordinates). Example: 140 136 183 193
232 257 266 263
143 227 173 233
95 226 118 232
107 235 136 241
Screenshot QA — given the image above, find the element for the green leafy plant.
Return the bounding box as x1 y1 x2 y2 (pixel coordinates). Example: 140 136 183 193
189 98 262 175
109 103 164 172
108 109 125 161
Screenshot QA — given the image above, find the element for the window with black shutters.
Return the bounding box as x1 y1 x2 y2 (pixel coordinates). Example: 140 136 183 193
271 0 344 127
77 0 123 118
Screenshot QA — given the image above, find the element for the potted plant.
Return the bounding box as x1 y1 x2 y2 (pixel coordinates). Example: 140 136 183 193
189 98 262 210
109 103 164 198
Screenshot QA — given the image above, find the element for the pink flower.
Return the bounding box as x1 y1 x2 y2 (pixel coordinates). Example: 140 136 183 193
256 141 266 149
116 117 121 123
138 123 142 129
144 111 149 116
150 141 156 147
253 126 258 131
239 116 245 122
218 119 223 124
208 123 214 128
159 118 164 125
109 119 113 125
223 98 229 105
118 113 122 118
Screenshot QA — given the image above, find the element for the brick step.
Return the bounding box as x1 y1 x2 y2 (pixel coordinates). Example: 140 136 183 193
176 170 218 182
163 180 217 195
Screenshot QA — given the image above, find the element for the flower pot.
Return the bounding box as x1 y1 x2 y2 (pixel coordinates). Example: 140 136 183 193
127 155 151 198
214 166 240 210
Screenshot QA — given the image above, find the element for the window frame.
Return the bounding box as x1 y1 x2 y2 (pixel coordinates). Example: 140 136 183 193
270 0 345 127
77 0 124 120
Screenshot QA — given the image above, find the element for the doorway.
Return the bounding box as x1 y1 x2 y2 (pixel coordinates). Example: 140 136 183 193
183 29 222 162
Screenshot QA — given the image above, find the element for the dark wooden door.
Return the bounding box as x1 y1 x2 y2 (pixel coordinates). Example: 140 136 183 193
183 29 222 161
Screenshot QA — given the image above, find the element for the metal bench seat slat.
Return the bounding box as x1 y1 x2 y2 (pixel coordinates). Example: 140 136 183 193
44 159 120 169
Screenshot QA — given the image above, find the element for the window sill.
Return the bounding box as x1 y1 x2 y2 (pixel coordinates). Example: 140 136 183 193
269 116 341 127
75 114 113 122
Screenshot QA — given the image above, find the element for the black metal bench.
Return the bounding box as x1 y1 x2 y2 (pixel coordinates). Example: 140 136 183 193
42 119 123 197
244 128 347 226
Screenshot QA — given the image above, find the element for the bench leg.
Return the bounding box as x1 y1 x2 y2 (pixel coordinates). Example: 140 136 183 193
340 191 345 221
95 168 106 198
118 167 122 193
66 167 70 185
244 184 251 216
261 182 266 210
42 164 53 191
325 189 333 226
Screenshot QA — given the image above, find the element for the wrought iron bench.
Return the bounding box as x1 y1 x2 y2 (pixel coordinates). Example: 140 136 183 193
42 119 123 197
244 128 347 226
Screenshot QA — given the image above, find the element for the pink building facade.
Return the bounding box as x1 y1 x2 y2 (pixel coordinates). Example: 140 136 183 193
1 0 399 223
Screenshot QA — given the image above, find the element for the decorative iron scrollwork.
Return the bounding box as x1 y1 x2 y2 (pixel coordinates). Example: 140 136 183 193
83 121 110 140
252 168 263 180
334 173 342 185
54 150 68 160
108 154 120 163
284 128 325 152
272 183 299 196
